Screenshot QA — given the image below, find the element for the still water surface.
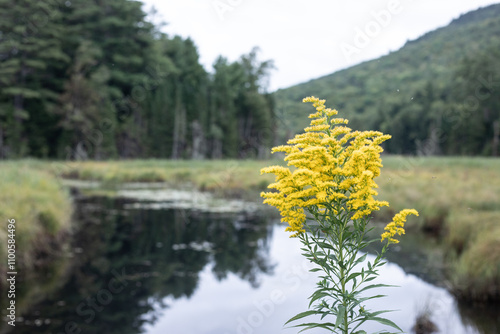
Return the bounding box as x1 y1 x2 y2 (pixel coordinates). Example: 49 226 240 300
3 190 498 334
144 224 474 334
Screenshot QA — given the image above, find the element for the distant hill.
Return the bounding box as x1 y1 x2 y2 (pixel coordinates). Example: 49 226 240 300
274 3 500 156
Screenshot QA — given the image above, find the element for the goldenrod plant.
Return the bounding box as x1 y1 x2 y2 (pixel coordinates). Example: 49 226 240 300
261 97 418 333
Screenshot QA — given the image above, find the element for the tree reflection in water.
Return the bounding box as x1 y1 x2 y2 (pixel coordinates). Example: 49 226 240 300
3 196 274 334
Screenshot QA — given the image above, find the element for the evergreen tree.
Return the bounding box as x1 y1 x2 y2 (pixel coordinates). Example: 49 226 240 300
60 0 155 158
234 48 275 158
55 40 116 159
0 0 69 157
209 56 240 158
162 36 207 159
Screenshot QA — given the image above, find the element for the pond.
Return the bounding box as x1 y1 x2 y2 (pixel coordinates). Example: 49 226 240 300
1 188 499 334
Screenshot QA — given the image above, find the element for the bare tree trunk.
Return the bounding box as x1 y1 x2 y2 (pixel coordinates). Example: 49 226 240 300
0 126 4 159
191 120 205 159
211 138 222 159
171 86 186 159
493 119 499 157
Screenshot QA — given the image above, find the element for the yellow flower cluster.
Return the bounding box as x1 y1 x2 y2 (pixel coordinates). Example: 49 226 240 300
261 96 404 236
381 209 419 243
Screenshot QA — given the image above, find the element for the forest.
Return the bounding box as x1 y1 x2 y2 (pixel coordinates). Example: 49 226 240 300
0 0 275 160
1 1 500 159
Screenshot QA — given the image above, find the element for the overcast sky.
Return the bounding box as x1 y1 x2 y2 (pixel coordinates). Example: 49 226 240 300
140 0 499 92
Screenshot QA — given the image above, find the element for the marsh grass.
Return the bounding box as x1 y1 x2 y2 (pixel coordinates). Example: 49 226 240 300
47 159 280 199
0 161 74 319
378 156 500 301
0 161 72 271
450 224 500 301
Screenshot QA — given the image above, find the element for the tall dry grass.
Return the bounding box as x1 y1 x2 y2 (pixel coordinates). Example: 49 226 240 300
0 161 72 269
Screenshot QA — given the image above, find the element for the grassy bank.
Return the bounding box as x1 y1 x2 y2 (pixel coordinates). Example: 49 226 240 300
2 157 499 301
377 156 500 301
0 162 72 270
0 162 73 319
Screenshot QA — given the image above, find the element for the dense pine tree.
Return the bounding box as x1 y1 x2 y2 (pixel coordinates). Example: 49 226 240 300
0 0 69 157
0 0 276 159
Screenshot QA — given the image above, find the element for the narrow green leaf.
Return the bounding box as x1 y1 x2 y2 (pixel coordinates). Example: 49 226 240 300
354 253 367 266
346 271 362 282
294 322 336 333
370 316 403 332
284 310 317 325
317 241 335 249
357 294 387 303
328 254 339 262
358 283 396 294
308 291 329 308
365 309 393 317
334 305 346 331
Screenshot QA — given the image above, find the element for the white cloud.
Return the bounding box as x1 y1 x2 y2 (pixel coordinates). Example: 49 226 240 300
140 0 500 91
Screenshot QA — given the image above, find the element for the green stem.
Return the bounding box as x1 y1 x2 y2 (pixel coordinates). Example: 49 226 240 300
304 222 342 292
338 217 348 334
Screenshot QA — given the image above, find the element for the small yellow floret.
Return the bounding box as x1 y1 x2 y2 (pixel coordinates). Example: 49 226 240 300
381 209 419 243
